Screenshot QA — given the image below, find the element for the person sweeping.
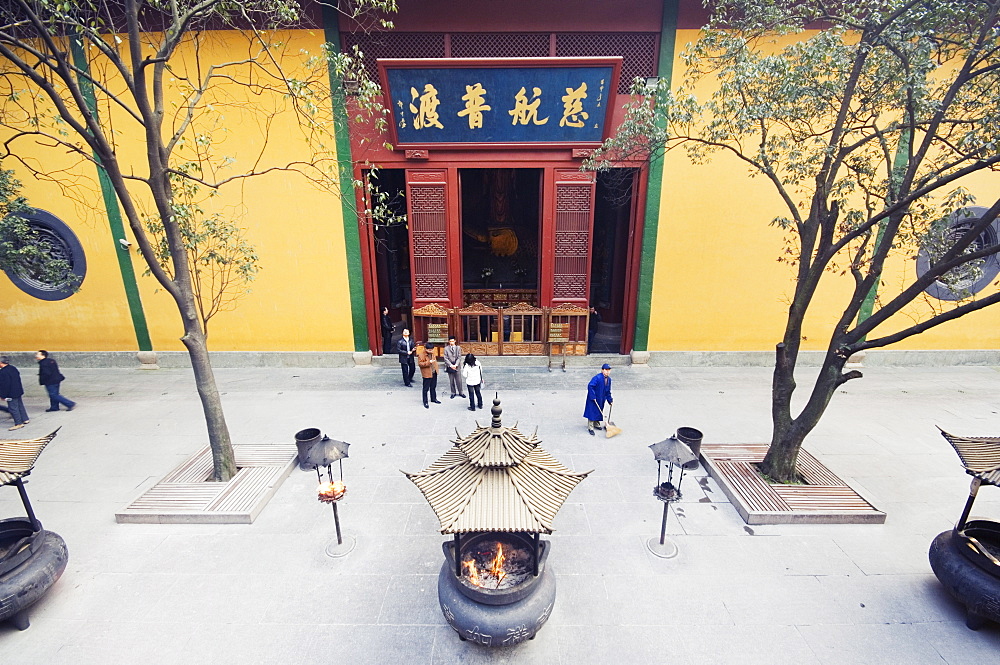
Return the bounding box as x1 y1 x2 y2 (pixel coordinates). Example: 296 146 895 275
583 363 613 436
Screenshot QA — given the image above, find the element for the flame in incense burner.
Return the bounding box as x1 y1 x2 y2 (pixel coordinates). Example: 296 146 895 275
463 559 481 586
490 542 505 577
317 480 346 502
463 542 513 589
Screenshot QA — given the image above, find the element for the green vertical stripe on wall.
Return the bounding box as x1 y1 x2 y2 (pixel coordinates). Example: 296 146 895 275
69 35 152 351
855 131 912 330
633 0 679 351
322 6 369 352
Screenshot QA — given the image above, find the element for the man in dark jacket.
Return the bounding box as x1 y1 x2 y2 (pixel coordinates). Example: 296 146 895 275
381 306 395 354
0 356 29 430
417 342 441 408
397 328 417 386
36 350 75 412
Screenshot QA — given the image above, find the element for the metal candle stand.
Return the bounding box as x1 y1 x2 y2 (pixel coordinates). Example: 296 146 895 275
646 434 699 559
316 458 355 557
296 431 355 558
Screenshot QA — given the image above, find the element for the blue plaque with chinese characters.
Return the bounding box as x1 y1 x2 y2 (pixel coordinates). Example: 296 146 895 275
378 58 621 148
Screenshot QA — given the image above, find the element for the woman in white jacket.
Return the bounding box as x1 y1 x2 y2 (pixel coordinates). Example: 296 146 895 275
461 353 484 411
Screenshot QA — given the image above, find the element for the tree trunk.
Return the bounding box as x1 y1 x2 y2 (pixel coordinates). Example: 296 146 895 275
180 321 236 482
761 348 848 483
764 342 799 480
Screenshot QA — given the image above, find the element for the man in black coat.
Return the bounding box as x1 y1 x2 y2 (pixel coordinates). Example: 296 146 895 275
36 350 76 412
0 356 30 430
381 306 395 354
396 328 417 387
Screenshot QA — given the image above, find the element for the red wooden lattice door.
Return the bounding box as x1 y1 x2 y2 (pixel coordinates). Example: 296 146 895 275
406 169 455 307
541 168 596 307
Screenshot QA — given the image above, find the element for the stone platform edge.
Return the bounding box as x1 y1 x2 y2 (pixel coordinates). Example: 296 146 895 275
647 349 1000 367
1 349 998 369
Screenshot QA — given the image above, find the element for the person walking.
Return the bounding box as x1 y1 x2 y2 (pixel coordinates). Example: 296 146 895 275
443 337 466 399
36 350 75 412
583 363 613 436
381 306 395 355
462 353 485 411
418 342 441 408
0 356 30 431
396 328 416 387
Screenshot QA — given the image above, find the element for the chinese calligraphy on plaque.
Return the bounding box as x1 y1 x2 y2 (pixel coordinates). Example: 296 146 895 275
384 63 618 145
458 82 491 129
559 82 589 127
408 83 444 130
509 86 549 126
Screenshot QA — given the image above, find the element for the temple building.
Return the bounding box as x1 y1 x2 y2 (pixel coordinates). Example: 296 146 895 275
3 0 999 365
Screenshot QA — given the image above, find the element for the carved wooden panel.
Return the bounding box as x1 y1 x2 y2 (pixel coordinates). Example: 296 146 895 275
556 184 594 211
553 274 587 299
550 170 594 305
458 302 500 315
463 289 538 307
412 231 447 255
407 171 450 303
554 231 590 256
412 303 450 317
554 170 596 182
502 343 546 356
409 170 447 182
415 275 448 299
505 302 543 313
550 342 588 356
551 303 589 315
462 342 499 356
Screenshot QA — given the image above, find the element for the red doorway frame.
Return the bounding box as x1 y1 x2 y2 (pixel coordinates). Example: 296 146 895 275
357 158 648 357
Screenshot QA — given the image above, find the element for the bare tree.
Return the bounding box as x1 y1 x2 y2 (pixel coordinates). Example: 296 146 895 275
0 0 395 480
589 0 1000 481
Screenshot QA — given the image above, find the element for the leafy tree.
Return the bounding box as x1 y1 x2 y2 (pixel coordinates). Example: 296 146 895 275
0 0 395 480
141 166 260 339
589 0 1000 481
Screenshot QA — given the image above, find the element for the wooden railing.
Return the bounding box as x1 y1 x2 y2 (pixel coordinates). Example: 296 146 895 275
411 302 589 357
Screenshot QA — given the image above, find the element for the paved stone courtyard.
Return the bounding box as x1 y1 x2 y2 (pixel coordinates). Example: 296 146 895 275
1 362 999 663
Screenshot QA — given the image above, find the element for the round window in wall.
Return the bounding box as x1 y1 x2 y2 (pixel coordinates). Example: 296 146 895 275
1 208 86 301
916 206 1000 301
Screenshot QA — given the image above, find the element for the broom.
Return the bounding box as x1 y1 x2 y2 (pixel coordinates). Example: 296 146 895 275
604 402 622 438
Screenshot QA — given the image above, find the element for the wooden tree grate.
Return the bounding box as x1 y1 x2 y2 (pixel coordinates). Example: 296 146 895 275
701 443 885 525
115 445 296 524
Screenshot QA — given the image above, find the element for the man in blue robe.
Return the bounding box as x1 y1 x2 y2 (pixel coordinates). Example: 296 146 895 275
583 363 613 436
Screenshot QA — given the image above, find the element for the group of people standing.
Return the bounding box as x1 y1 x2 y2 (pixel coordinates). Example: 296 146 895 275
396 330 485 411
384 307 615 433
0 351 76 431
392 325 614 435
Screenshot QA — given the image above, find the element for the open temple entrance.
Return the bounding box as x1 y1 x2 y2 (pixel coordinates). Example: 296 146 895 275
590 169 639 354
460 168 542 306
368 168 410 353
364 164 643 358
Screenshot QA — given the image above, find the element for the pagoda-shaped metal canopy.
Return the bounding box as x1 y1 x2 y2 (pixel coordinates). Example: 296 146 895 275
403 399 591 534
0 430 59 487
939 428 1000 529
940 429 1000 486
1 429 59 530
